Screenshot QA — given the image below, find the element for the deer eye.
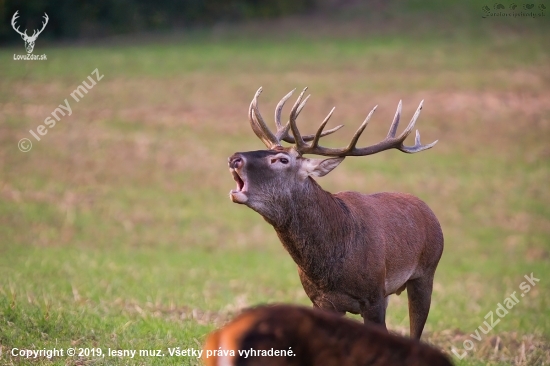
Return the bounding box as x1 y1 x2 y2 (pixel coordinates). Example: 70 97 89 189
279 158 289 164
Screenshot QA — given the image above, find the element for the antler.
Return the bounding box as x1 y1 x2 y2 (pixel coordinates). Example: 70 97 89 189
248 87 343 149
248 87 437 156
288 89 437 156
11 11 28 38
11 11 48 40
30 13 49 40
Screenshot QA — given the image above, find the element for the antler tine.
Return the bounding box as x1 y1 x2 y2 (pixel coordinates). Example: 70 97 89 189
274 89 295 129
394 100 437 153
11 11 27 37
272 89 313 143
281 123 344 144
33 13 49 38
311 107 336 147
400 130 438 153
273 89 295 142
280 89 343 144
308 124 344 140
288 87 309 149
248 87 343 149
273 90 307 127
387 100 402 138
271 89 311 143
249 87 280 149
295 94 310 117
299 105 376 156
344 106 377 152
397 100 422 140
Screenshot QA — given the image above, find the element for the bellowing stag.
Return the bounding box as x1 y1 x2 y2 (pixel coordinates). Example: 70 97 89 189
228 88 443 339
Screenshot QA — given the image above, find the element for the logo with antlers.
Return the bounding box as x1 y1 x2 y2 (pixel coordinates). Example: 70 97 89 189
11 11 49 54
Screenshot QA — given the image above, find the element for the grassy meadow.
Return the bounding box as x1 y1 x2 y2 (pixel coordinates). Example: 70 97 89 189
1 5 549 365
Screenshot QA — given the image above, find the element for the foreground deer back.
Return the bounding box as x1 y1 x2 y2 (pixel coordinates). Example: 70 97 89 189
203 304 453 366
228 88 443 339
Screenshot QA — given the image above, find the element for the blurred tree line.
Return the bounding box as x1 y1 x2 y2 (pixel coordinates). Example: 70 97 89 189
0 0 316 44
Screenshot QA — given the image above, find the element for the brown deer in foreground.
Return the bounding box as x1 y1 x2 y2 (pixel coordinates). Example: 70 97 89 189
228 88 444 339
203 304 453 366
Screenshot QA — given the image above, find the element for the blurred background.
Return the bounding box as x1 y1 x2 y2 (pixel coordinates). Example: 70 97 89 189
0 0 315 42
1 1 549 365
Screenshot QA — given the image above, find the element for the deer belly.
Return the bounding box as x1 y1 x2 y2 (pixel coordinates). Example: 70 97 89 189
384 268 415 295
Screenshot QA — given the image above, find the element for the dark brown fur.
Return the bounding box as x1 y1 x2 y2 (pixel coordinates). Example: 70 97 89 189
229 148 443 338
203 304 453 366
229 91 443 338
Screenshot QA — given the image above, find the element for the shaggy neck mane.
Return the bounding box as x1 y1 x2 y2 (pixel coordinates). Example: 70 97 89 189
261 178 353 285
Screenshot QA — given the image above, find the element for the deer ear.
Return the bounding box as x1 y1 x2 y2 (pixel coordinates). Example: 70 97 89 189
301 157 345 178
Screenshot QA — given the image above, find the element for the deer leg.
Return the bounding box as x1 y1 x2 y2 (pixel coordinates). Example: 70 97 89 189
406 276 434 339
360 296 387 330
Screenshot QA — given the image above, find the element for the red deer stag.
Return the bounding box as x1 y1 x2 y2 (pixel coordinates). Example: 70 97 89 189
228 88 443 339
203 304 453 366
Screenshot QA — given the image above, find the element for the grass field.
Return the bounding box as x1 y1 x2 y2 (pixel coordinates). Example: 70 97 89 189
1 4 549 365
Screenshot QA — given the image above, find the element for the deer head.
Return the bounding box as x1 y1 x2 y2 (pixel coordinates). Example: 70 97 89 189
11 11 49 53
228 87 437 220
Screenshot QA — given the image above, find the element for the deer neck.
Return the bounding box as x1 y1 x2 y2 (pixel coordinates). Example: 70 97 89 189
261 178 350 284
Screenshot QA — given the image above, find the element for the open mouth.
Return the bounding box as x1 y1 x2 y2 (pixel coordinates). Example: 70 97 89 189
232 170 245 192
229 169 248 204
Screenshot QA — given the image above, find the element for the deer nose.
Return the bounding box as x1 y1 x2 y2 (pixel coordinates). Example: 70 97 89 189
228 154 244 169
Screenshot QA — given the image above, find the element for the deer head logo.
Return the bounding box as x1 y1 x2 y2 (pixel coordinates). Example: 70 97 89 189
11 11 49 54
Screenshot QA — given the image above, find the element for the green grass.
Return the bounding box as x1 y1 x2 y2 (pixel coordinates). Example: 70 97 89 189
1 10 549 365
